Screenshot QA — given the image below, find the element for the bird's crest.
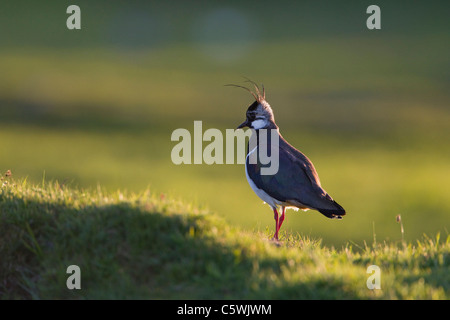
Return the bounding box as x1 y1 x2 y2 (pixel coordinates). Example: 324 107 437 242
225 78 266 104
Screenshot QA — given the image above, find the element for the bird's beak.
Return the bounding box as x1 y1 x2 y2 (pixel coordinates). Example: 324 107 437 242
237 119 249 129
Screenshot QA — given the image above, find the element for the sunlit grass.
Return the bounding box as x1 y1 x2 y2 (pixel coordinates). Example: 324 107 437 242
1 179 448 299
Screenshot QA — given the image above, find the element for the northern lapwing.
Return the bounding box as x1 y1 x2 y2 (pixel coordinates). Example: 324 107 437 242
232 82 346 241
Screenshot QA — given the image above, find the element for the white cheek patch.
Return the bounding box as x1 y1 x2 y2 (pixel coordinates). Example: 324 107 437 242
251 119 267 129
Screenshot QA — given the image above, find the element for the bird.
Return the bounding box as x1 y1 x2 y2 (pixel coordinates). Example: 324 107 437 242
231 81 346 241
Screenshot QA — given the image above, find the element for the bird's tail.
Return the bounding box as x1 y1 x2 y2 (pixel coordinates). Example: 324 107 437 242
318 200 346 219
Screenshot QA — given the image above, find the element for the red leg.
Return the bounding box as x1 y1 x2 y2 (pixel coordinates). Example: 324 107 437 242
277 206 286 235
272 208 279 240
276 207 286 239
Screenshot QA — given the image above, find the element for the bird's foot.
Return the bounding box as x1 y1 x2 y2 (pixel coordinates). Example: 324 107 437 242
271 233 281 242
270 236 282 246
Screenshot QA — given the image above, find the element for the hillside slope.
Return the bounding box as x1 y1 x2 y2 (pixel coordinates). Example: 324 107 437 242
0 179 448 299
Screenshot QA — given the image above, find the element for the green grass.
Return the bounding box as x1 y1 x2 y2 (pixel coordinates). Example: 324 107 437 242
0 1 448 300
1 178 448 299
1 39 449 247
0 1 448 249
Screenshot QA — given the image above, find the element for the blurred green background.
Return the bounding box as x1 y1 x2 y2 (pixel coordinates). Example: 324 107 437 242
1 1 449 246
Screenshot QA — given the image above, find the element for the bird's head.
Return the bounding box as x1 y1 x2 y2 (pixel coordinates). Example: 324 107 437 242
228 81 276 130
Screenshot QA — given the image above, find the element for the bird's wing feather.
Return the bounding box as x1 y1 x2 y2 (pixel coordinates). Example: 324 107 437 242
247 137 339 211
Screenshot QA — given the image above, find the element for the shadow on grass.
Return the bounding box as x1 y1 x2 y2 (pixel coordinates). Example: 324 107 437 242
0 99 162 134
0 193 362 299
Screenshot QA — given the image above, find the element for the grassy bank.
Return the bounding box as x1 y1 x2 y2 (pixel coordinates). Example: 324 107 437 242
1 178 448 299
